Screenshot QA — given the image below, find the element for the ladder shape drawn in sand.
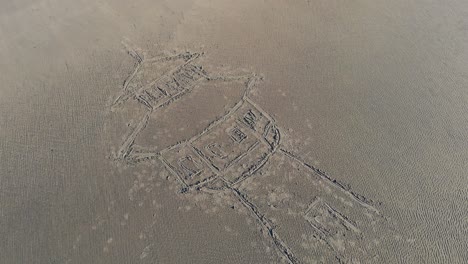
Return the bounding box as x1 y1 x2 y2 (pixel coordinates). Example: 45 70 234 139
111 43 388 264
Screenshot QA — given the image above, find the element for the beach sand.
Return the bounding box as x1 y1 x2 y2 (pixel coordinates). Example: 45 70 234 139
1 0 468 263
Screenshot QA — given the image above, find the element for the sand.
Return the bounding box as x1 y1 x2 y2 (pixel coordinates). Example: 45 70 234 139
1 0 468 263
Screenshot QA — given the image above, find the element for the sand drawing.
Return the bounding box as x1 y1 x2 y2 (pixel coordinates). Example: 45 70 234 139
110 43 390 263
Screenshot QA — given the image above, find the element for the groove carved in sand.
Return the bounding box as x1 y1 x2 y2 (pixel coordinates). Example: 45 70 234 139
110 43 390 263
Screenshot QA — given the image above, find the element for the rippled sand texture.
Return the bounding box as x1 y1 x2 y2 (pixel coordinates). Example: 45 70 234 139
1 0 468 263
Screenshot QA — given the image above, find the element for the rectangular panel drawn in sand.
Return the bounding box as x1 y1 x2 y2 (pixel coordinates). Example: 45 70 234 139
304 197 361 238
189 100 279 184
160 144 215 188
112 47 207 111
158 99 279 189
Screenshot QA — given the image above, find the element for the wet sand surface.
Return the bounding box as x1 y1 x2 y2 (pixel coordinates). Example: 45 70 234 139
1 0 468 263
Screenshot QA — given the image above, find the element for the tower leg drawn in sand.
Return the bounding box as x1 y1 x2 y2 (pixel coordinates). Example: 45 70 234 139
111 43 393 263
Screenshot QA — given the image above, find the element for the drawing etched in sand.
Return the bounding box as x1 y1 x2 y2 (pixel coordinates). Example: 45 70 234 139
109 43 393 263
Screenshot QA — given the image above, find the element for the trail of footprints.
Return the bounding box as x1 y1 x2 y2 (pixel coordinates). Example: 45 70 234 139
105 43 393 263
